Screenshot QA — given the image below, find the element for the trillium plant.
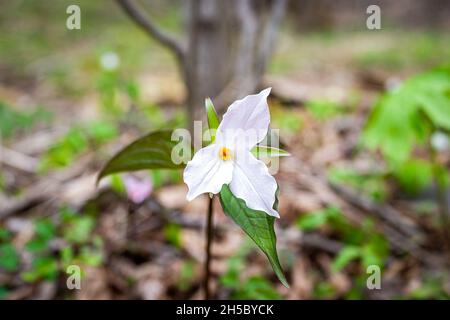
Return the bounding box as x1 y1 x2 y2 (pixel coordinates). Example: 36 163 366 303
98 88 290 298
185 88 280 218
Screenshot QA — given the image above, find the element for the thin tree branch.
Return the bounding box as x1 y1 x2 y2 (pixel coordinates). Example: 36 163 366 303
116 0 185 62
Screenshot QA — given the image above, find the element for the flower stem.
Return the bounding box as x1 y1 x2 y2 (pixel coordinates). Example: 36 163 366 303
204 195 214 299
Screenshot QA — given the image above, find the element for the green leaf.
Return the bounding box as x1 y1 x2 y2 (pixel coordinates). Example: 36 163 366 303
78 246 103 267
363 65 450 164
251 146 290 158
305 99 344 120
163 223 182 248
98 129 188 182
393 159 433 195
85 121 118 144
205 98 220 130
63 216 95 244
60 247 74 267
219 185 289 287
361 236 388 270
331 246 361 273
35 219 56 240
25 239 48 252
0 244 20 271
272 108 303 133
0 228 11 241
22 256 58 282
205 98 220 143
177 260 196 292
296 210 329 231
232 276 281 300
0 286 8 299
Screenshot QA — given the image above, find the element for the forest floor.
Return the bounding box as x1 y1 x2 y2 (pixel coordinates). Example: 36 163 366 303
0 2 450 300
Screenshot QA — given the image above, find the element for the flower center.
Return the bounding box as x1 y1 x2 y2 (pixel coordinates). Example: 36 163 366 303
219 147 232 161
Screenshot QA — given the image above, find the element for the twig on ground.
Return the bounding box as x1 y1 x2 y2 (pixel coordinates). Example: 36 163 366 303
329 182 425 241
0 145 39 173
0 155 95 219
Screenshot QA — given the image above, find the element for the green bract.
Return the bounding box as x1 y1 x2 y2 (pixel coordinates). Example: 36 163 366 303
205 98 219 142
251 145 290 158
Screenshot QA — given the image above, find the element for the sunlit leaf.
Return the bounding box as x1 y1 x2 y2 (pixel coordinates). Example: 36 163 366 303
219 185 289 287
393 159 433 195
363 65 450 163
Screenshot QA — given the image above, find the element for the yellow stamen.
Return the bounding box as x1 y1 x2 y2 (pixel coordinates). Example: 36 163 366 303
219 147 232 161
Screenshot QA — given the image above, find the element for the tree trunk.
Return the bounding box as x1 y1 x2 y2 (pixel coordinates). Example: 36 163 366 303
184 0 287 127
117 0 287 133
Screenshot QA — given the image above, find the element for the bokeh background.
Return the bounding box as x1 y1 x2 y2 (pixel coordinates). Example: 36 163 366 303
0 0 449 300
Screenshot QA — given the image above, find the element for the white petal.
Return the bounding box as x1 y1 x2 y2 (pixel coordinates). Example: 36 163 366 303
183 144 233 201
217 88 271 149
229 151 279 218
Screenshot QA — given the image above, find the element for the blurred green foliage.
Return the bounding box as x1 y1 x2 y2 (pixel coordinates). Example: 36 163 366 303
270 31 450 75
22 218 59 282
364 65 450 163
356 33 450 70
363 65 450 195
151 170 183 189
0 102 52 138
0 228 20 272
0 1 448 301
0 173 5 192
96 68 140 117
164 223 182 248
305 99 345 121
39 121 118 171
177 260 196 292
95 65 186 132
21 207 103 283
231 277 282 300
0 1 180 98
328 167 388 202
407 274 450 299
393 159 434 195
271 108 303 134
220 243 281 300
313 281 336 299
0 286 8 300
298 207 389 298
62 213 95 245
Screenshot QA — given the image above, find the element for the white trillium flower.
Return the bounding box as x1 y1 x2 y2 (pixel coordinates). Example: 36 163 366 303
183 88 280 218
